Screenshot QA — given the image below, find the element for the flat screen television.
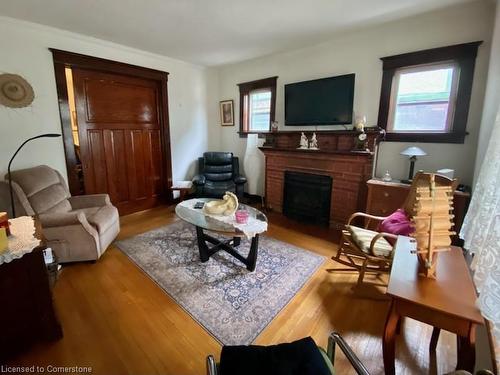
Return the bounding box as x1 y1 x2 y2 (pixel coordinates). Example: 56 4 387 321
285 73 355 126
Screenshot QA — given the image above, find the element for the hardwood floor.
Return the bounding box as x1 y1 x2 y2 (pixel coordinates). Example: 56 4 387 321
9 205 457 374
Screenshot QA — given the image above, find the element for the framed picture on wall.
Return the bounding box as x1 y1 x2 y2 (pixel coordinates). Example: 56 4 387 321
219 100 234 126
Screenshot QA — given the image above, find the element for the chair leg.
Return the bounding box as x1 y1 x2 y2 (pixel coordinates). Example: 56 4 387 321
357 259 368 287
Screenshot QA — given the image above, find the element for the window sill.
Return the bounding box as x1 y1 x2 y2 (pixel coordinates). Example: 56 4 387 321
383 131 468 144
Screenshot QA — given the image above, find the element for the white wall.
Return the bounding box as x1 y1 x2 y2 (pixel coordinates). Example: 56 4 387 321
0 16 218 183
474 0 500 183
215 1 495 195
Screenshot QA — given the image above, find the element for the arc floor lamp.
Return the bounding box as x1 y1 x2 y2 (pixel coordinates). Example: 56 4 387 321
7 133 61 217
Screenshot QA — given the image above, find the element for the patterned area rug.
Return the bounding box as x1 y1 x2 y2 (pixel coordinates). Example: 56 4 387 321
116 220 325 345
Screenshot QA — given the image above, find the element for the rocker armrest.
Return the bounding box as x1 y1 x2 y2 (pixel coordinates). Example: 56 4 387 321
369 232 399 257
38 211 88 228
328 332 370 375
234 175 247 185
193 174 206 186
347 212 388 226
69 194 110 209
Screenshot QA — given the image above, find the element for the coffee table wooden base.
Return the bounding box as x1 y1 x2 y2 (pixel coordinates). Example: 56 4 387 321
195 226 259 271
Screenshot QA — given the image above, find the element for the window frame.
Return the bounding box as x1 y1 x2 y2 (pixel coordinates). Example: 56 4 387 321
238 76 278 137
377 41 482 143
387 61 459 134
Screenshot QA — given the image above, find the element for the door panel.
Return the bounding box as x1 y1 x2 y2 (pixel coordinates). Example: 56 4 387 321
72 68 165 215
83 80 158 123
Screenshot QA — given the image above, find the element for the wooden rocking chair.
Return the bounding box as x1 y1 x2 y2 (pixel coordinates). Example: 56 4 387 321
331 172 458 287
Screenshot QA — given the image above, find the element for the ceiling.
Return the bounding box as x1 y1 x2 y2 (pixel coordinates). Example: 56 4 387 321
0 0 477 66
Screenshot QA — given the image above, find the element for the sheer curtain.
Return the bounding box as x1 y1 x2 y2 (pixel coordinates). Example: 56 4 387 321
460 109 500 351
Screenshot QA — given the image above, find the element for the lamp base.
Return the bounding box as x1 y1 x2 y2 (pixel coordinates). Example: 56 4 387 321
400 179 412 184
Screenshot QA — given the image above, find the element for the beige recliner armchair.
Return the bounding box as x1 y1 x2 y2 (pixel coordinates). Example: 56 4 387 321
5 165 120 263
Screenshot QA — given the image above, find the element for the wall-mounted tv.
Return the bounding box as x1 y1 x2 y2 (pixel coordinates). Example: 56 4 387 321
285 73 355 126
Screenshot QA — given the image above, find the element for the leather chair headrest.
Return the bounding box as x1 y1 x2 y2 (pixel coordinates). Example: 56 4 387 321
204 152 233 165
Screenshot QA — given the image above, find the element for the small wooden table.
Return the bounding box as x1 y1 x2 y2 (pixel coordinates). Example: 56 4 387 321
383 236 484 375
171 181 193 201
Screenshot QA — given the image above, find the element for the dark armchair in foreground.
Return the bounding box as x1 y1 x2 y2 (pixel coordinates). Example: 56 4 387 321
206 332 370 375
193 152 247 199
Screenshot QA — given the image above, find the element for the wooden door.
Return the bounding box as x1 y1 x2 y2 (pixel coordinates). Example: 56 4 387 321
72 68 165 215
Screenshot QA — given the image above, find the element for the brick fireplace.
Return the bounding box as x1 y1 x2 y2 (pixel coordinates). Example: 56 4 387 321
259 130 378 228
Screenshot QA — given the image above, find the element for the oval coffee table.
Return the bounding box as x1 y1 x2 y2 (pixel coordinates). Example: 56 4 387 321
175 198 267 272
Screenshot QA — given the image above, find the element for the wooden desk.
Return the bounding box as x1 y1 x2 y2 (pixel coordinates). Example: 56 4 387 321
383 237 483 375
0 217 63 362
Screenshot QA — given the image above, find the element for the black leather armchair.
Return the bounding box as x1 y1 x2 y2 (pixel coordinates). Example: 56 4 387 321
193 152 247 198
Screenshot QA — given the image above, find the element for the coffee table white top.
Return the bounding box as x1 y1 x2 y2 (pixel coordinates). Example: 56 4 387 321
175 198 267 238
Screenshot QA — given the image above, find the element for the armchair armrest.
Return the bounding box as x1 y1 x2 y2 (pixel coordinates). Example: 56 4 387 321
234 175 247 185
206 355 218 375
38 211 88 228
347 212 388 227
369 232 398 257
193 174 206 186
69 194 111 209
327 332 370 375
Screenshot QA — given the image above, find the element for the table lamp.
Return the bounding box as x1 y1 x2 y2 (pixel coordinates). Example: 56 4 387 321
400 146 427 184
7 133 61 217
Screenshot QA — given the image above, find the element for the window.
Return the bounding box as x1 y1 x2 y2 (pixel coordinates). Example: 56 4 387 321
238 76 277 136
388 63 458 133
378 42 482 143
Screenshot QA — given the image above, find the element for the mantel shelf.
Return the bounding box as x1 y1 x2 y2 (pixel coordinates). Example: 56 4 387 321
241 127 382 136
258 147 374 157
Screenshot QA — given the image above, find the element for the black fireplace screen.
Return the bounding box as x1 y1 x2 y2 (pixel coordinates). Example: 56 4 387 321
282 171 332 226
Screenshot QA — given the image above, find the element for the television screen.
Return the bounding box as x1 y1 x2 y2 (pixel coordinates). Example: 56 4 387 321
285 73 355 126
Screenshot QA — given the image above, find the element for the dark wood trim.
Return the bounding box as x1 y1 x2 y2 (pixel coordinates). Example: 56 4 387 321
377 41 482 144
383 132 468 143
50 49 173 203
50 49 169 80
52 62 81 194
238 76 278 137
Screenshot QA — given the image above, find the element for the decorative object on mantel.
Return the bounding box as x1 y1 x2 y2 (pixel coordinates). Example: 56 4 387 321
0 73 35 108
203 191 239 216
353 131 368 151
382 171 392 182
409 172 457 278
354 115 367 132
298 132 309 149
309 133 319 150
400 146 427 184
271 120 279 133
219 100 234 126
7 134 61 217
244 133 261 195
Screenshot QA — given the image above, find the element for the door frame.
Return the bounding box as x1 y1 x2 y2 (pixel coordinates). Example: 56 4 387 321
50 49 173 204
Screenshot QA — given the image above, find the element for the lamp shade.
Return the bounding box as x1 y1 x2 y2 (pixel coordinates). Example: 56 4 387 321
400 146 427 157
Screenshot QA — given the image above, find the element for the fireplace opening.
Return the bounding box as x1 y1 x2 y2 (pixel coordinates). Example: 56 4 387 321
283 171 332 226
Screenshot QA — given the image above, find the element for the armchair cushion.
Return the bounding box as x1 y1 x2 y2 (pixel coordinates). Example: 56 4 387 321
219 337 331 375
69 194 111 209
347 225 394 258
38 211 88 228
7 165 71 214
